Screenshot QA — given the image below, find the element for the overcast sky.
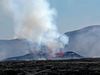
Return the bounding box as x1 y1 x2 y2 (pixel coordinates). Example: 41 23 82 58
1 0 100 39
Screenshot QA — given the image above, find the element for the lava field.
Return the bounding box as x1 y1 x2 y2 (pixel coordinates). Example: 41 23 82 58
0 58 100 75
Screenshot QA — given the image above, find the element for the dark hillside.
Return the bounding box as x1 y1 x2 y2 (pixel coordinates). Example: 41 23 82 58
0 58 100 75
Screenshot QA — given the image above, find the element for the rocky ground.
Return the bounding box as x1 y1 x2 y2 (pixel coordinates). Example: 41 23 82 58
0 58 100 75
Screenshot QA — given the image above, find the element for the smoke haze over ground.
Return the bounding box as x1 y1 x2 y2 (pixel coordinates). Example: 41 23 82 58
0 0 69 58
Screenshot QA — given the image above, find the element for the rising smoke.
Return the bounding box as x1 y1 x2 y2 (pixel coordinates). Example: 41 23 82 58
1 0 69 58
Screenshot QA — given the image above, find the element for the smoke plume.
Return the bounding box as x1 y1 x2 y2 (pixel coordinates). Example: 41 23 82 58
14 0 57 41
1 0 69 58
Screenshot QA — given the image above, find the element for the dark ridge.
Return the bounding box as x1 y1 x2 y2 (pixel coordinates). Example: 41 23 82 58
64 51 83 58
0 59 100 75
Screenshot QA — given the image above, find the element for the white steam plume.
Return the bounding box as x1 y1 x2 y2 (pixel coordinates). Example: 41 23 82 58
1 0 69 57
14 0 57 41
14 0 69 46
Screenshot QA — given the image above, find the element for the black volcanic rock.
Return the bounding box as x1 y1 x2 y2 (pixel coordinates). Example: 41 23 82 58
1 59 100 75
65 25 100 57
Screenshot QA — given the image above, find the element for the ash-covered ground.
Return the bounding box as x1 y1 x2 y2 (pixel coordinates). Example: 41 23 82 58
0 58 100 75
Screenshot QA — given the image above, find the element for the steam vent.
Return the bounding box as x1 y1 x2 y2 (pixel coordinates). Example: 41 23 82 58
0 0 100 74
0 39 99 75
